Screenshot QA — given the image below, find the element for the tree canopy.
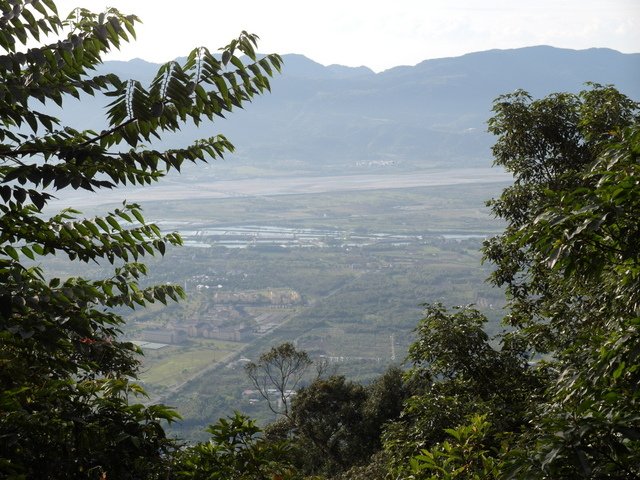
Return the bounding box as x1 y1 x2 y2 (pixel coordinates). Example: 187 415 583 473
245 342 313 418
484 85 639 353
392 84 640 479
0 1 281 477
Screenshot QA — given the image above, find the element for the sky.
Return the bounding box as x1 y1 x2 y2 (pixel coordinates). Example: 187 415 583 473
53 0 640 72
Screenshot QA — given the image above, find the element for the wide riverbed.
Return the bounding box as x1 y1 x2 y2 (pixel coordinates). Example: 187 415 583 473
47 167 511 209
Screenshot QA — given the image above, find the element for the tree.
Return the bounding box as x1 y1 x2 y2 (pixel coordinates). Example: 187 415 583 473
482 85 640 477
289 375 369 474
171 412 298 480
483 84 639 352
383 304 544 478
248 344 405 477
245 342 313 418
406 414 505 480
503 125 640 478
0 1 281 477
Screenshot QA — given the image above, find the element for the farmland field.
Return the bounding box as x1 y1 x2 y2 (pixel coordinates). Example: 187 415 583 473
41 175 511 440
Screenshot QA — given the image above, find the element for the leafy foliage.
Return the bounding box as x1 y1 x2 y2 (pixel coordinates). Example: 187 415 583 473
289 375 369 473
0 0 281 477
383 304 543 478
482 85 640 478
253 353 405 478
484 84 639 351
504 124 640 478
171 412 298 480
407 415 504 480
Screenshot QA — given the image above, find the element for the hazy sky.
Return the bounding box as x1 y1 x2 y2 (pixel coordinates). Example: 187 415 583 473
53 0 639 72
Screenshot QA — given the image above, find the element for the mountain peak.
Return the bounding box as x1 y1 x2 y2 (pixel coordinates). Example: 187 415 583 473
279 54 375 79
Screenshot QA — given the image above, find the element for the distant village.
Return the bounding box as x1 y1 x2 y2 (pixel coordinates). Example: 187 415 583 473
135 288 302 346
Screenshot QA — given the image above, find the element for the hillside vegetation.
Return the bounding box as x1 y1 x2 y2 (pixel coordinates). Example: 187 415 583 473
1 1 639 479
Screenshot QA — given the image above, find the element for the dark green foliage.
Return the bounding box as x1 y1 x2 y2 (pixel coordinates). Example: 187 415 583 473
259 365 405 478
291 375 369 473
0 1 280 477
383 304 543 478
363 366 407 440
407 414 505 480
332 451 391 480
484 84 639 351
482 85 640 478
504 124 640 478
171 412 297 480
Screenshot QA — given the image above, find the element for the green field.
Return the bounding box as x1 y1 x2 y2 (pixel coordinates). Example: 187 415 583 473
139 339 241 388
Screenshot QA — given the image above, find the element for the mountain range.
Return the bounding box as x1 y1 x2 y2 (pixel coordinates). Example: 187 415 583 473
54 46 640 178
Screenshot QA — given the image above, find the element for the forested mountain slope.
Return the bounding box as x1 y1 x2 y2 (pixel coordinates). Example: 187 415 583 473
54 46 640 176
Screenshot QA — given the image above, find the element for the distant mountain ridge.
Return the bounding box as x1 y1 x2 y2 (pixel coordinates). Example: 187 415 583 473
57 46 640 178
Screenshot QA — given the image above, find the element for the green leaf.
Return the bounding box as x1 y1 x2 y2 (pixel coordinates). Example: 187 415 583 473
4 246 19 261
131 209 145 224
95 217 110 232
21 246 35 260
106 216 122 231
221 49 231 65
612 361 626 380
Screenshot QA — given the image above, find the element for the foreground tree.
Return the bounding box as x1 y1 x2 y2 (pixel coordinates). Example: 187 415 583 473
0 1 280 477
503 123 640 478
484 84 639 352
483 85 640 477
379 85 639 479
171 412 298 480
383 304 544 479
